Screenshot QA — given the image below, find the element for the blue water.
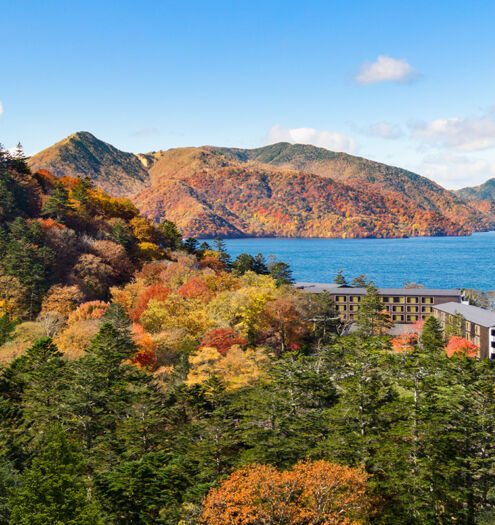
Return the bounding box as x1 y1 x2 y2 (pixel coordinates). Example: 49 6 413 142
216 233 495 291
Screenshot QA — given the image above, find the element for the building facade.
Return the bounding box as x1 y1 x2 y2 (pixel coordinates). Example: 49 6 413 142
432 302 495 360
296 283 462 324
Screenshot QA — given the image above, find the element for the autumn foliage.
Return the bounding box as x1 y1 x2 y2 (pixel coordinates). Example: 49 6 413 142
130 283 171 322
391 332 418 353
67 300 110 325
201 460 372 524
446 336 479 358
199 328 247 355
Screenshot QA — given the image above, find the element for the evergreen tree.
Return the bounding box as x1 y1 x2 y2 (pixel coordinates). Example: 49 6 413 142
420 316 444 352
355 283 390 336
213 237 231 268
41 182 73 222
351 274 368 287
9 428 102 524
334 269 348 285
183 237 198 254
157 219 182 250
268 257 294 286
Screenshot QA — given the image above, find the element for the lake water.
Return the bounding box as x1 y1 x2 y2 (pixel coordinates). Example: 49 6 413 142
217 233 495 291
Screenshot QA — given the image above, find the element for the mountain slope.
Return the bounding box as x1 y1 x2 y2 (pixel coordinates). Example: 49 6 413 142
135 147 470 238
28 131 151 197
456 179 495 201
207 143 484 232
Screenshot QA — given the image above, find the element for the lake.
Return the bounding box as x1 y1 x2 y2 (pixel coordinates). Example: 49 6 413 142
217 233 495 291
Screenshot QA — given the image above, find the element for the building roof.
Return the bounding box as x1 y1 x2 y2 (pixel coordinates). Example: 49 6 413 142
433 302 495 328
295 282 462 297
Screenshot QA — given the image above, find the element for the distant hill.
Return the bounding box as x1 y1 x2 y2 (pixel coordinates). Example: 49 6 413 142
456 179 495 201
208 143 483 232
28 132 150 197
28 132 495 238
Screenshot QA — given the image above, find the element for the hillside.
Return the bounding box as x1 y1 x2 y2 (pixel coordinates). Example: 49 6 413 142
28 131 150 197
28 132 493 238
456 178 495 202
208 143 484 232
136 147 469 238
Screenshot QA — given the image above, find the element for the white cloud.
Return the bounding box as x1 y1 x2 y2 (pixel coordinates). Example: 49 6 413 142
413 109 495 152
364 121 403 139
266 125 357 154
417 152 495 189
355 55 417 85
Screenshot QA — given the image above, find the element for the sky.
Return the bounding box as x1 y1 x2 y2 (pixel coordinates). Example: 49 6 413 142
1 0 495 189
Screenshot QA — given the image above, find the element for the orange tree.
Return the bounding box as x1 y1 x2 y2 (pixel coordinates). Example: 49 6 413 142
201 460 372 524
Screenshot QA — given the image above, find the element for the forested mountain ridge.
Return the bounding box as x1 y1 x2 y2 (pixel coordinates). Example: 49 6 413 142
29 132 493 238
28 132 151 197
457 178 495 201
136 147 470 238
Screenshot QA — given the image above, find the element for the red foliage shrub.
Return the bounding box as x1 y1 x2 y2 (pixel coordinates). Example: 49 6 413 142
391 332 418 353
67 300 110 325
130 283 171 322
177 276 212 301
445 336 479 358
199 256 226 273
131 323 157 368
199 328 248 355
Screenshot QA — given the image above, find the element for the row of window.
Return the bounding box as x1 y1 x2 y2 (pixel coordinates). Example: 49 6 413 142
335 295 435 304
337 304 433 313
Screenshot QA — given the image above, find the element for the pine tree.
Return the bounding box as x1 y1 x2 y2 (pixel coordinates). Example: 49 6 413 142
334 269 348 285
41 182 73 222
9 428 102 524
420 316 444 352
355 283 390 336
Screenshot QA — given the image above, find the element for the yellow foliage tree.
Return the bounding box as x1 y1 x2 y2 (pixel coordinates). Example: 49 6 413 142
139 296 212 338
186 345 268 390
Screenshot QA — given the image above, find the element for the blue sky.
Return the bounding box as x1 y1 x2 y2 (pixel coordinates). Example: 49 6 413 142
1 0 495 189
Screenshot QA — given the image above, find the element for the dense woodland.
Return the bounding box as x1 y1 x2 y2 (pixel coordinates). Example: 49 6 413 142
1 147 495 524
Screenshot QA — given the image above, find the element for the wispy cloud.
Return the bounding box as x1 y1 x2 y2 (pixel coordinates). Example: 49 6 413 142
355 55 418 85
412 109 495 152
131 127 159 137
266 125 357 154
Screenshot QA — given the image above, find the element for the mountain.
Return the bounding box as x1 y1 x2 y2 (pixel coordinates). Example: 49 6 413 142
207 143 483 232
456 179 495 202
28 131 150 197
28 132 494 238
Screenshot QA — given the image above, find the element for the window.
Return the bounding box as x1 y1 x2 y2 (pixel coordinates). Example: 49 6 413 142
475 325 481 335
407 297 418 304
351 296 360 303
392 305 404 312
407 306 419 313
382 297 392 303
337 305 346 312
474 336 481 346
408 315 418 322
349 304 359 311
422 297 433 304
466 321 472 331
393 296 404 303
422 306 432 313
336 296 346 303
392 314 404 322
491 329 495 337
